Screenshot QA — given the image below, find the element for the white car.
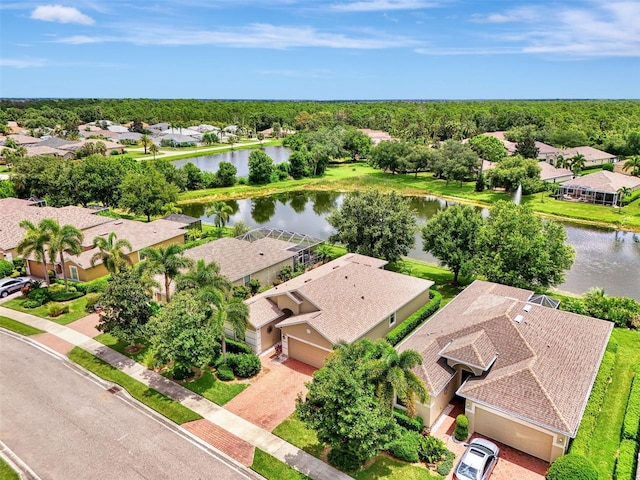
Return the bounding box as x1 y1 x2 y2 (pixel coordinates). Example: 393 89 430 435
453 438 500 480
0 277 31 298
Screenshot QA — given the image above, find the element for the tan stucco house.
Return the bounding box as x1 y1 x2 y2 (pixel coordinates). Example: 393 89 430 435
399 280 612 463
558 171 640 206
245 253 434 366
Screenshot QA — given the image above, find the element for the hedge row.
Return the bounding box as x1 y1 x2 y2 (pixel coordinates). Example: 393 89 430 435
393 408 424 432
385 290 442 346
570 349 617 455
622 371 640 441
73 277 111 294
225 338 253 354
614 439 638 480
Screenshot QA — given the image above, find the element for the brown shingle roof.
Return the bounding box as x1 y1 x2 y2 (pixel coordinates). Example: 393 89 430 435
250 253 433 343
399 280 613 436
562 146 616 162
561 171 640 193
439 330 497 371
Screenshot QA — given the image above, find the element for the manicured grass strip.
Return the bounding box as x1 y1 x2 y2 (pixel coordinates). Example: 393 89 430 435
0 316 45 336
353 455 441 480
2 296 89 325
251 449 311 480
622 370 640 441
94 333 153 366
0 457 19 480
68 347 202 424
181 368 248 406
614 439 638 480
272 414 325 458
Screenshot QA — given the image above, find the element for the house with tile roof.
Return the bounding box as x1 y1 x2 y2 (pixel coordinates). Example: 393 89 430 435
398 280 612 463
558 171 640 206
245 253 433 365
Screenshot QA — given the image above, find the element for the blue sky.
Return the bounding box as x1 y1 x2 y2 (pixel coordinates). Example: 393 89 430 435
1 0 639 100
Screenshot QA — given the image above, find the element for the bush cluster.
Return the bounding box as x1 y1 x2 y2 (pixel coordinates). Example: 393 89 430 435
561 292 640 328
622 372 640 441
453 414 469 441
27 287 50 307
75 277 110 294
85 292 103 312
226 353 261 378
418 435 448 464
50 290 84 302
393 408 424 432
546 454 599 480
387 429 422 463
328 447 361 472
0 259 14 277
614 439 639 480
216 364 235 381
47 302 69 317
385 290 442 345
224 338 253 354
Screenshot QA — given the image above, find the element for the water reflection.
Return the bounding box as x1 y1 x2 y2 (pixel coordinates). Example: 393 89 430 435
181 191 640 300
172 146 291 177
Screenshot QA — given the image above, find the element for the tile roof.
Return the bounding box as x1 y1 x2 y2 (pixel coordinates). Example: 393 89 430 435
538 161 573 181
561 171 640 193
0 198 112 251
248 253 433 341
399 280 613 436
562 146 616 161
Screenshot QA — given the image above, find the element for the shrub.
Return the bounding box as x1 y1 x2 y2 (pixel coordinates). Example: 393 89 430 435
328 447 362 472
75 277 110 294
216 364 235 381
172 364 194 381
602 162 614 171
48 283 65 294
233 285 251 300
22 299 43 309
50 290 84 302
546 454 599 480
385 290 442 345
0 259 14 277
418 435 448 464
453 414 469 441
437 457 455 476
393 408 424 432
85 292 103 312
47 302 69 317
622 372 640 440
248 279 261 295
387 430 421 463
226 353 261 378
614 439 638 480
225 338 253 354
28 287 50 304
277 265 294 282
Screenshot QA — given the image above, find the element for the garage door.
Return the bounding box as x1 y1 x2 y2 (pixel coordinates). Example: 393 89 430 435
288 338 328 368
474 406 553 462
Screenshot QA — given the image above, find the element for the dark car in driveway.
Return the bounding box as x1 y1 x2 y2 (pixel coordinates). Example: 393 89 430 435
0 277 31 298
453 438 500 480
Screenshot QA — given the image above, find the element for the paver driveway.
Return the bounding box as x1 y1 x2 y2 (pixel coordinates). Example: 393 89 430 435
225 352 316 431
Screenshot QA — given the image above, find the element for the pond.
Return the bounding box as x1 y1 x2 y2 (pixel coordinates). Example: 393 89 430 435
172 146 291 177
181 192 640 300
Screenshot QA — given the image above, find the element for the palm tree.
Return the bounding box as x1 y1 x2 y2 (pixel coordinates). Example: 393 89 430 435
140 244 193 303
367 343 428 417
149 143 159 159
17 218 56 285
571 153 586 175
90 232 133 275
205 201 233 236
49 222 84 290
216 296 249 361
617 186 632 209
175 259 232 295
554 154 566 169
140 134 152 155
623 155 640 176
162 202 182 215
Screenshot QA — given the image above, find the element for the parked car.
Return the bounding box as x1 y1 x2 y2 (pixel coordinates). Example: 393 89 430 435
453 438 500 480
0 277 31 298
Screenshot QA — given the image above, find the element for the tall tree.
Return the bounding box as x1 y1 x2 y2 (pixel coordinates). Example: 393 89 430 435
140 244 193 303
139 134 152 154
617 186 632 208
90 232 133 275
468 135 507 163
212 296 249 362
119 170 179 221
515 133 539 159
248 149 274 184
328 190 417 263
17 218 56 285
175 259 232 295
205 201 234 235
474 201 575 290
570 153 586 175
149 143 159 159
422 205 483 285
48 222 84 290
622 155 640 176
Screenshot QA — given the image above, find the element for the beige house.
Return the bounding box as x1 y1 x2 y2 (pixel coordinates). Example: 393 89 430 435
558 171 640 206
246 253 434 366
559 146 616 166
399 280 612 463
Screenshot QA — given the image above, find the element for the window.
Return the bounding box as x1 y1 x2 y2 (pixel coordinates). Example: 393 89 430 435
388 312 396 327
243 274 251 286
69 266 79 282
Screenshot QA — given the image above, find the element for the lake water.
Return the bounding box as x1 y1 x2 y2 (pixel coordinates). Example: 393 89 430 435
181 192 640 300
172 146 291 177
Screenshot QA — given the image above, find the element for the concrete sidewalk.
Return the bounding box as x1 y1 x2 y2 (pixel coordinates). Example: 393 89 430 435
0 306 351 480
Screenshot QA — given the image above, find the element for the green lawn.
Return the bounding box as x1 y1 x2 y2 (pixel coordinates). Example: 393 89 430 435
273 414 441 480
251 449 312 480
2 296 89 325
570 328 640 479
94 333 247 405
0 316 44 336
0 458 19 480
68 347 202 424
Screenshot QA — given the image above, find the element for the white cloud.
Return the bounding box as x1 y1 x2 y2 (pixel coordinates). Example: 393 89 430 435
31 5 95 25
331 0 436 12
56 35 103 44
0 58 48 68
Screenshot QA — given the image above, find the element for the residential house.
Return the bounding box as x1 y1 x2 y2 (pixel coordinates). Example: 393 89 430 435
558 171 640 206
106 125 130 134
538 161 574 183
398 280 612 462
246 253 434 365
24 145 75 160
559 146 616 167
358 128 392 144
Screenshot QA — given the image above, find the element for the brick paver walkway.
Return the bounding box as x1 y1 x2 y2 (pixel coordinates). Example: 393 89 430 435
31 332 74 355
225 354 316 431
433 402 547 480
182 419 255 466
67 313 101 338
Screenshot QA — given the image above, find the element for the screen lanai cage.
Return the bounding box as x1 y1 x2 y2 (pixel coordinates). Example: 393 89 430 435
236 227 325 269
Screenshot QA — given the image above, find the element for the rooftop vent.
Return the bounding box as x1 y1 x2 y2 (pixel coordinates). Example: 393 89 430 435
514 314 524 324
523 304 532 312
259 252 264 256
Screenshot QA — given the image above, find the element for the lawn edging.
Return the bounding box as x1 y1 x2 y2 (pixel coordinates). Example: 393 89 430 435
0 316 45 336
68 347 202 424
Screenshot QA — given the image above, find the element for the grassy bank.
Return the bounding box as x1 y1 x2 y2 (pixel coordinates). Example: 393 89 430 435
135 139 282 162
178 162 640 231
3 296 89 326
251 449 312 480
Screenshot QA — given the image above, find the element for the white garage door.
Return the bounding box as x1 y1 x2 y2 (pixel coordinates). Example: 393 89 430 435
288 338 328 368
474 406 554 462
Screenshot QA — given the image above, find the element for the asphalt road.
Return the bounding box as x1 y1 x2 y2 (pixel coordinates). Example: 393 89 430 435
0 331 262 480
